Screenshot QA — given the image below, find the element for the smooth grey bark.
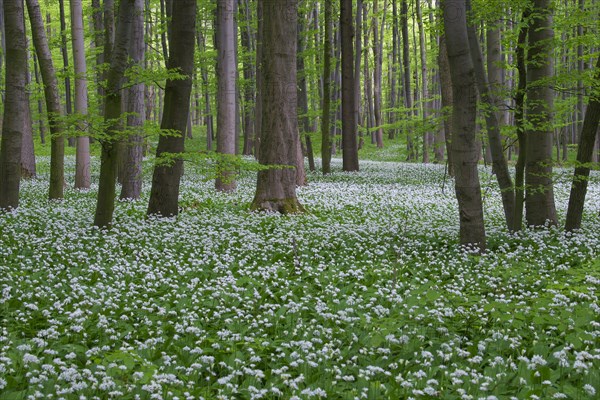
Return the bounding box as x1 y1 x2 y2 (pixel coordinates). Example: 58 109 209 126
341 0 359 171
465 0 515 230
443 0 486 251
215 0 237 192
58 0 73 146
354 0 363 148
438 35 453 176
250 0 303 213
21 57 36 179
565 55 600 231
120 0 145 200
70 0 91 189
525 0 558 227
371 0 384 148
146 0 196 217
254 0 263 159
0 0 27 209
401 0 415 159
321 0 332 174
93 0 135 228
240 0 255 156
27 0 65 199
416 0 429 162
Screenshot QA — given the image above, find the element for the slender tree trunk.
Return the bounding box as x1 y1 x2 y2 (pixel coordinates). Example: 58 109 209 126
215 0 237 192
341 0 359 171
442 0 486 251
321 0 333 174
27 0 65 199
354 0 363 149
254 0 263 159
465 0 515 230
58 0 73 147
70 0 91 189
565 55 600 231
146 0 196 217
416 0 430 162
513 8 530 231
0 0 27 209
239 0 255 156
297 16 315 172
120 0 145 200
197 30 214 151
93 0 135 228
92 0 105 107
372 0 384 148
525 0 557 227
33 54 46 144
401 0 415 159
438 35 453 176
21 56 36 179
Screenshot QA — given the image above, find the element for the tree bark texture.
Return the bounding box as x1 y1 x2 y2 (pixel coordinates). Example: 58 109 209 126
146 0 196 217
0 0 27 210
250 0 303 214
443 0 486 251
26 0 65 200
216 0 237 192
525 0 558 227
341 0 359 171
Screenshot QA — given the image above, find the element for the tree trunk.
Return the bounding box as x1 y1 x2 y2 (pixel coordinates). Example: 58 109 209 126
438 35 453 176
197 30 214 151
21 58 36 179
513 8 530 231
254 0 263 159
93 0 135 228
321 0 333 174
372 0 384 148
33 54 46 144
215 0 237 192
465 0 515 230
442 0 486 251
297 15 314 174
250 0 303 213
146 0 196 217
565 55 600 231
119 0 145 200
354 0 363 148
240 0 255 156
58 0 73 146
341 0 359 171
416 0 429 162
0 0 27 210
70 0 91 189
27 0 65 199
401 0 415 160
525 0 558 227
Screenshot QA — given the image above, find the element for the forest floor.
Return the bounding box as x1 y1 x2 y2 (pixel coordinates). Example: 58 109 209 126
1 157 599 399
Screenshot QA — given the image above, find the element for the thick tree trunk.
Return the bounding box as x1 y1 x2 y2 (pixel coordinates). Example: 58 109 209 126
0 0 27 209
70 0 91 189
120 0 145 200
27 0 65 200
525 0 557 227
465 1 515 230
215 0 237 192
565 55 600 231
321 0 333 174
146 0 196 217
250 0 303 213
443 0 486 251
341 0 359 171
93 0 135 227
